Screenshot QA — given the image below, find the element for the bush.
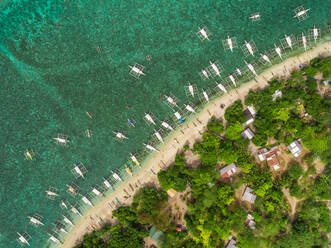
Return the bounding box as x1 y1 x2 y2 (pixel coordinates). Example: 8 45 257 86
207 116 224 134
288 163 303 180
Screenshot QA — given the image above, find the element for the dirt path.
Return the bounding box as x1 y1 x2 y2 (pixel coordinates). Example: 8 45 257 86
282 188 299 222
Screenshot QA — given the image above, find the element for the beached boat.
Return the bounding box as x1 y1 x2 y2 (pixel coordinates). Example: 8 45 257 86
302 33 307 51
185 104 195 113
229 75 236 87
154 131 164 143
130 154 140 166
144 143 159 152
285 35 293 49
202 90 209 102
63 215 74 226
91 187 104 197
236 68 242 76
313 26 318 42
174 111 184 124
245 61 258 76
126 167 133 176
103 178 114 190
261 54 272 64
217 82 227 93
161 121 173 131
112 171 122 181
274 44 283 60
71 206 82 216
49 235 61 244
82 196 93 206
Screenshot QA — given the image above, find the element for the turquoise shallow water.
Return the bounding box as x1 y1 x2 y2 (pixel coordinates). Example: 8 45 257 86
0 0 330 247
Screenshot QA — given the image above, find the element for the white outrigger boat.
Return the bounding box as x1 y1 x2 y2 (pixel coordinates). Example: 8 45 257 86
161 121 173 131
197 27 210 41
24 150 34 160
49 234 61 244
217 82 227 93
188 83 195 97
249 13 261 20
229 75 236 87
53 222 68 234
63 215 74 226
113 131 128 140
261 54 272 64
129 63 145 79
227 36 233 52
60 200 68 209
302 33 307 51
313 26 318 42
144 113 156 125
154 131 164 143
73 165 85 179
17 232 30 246
285 35 293 49
185 104 195 113
201 69 209 79
28 215 44 226
210 61 221 76
245 61 258 76
244 41 255 56
174 111 184 124
82 195 93 206
112 171 122 182
293 7 310 19
236 68 242 76
103 178 114 190
45 187 58 199
91 187 104 197
130 154 140 166
144 143 159 152
164 95 177 106
71 205 82 217
202 90 209 102
53 134 68 145
274 44 283 60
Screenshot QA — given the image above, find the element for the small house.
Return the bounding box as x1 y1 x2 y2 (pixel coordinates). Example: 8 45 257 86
226 236 237 248
258 146 281 171
242 106 256 126
287 140 303 157
272 90 282 101
241 128 254 140
220 163 237 178
245 214 256 230
242 186 257 204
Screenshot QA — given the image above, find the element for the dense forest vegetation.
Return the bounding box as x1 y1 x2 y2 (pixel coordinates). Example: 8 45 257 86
75 57 331 248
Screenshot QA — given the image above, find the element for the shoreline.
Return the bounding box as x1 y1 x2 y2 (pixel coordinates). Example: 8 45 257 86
61 41 331 248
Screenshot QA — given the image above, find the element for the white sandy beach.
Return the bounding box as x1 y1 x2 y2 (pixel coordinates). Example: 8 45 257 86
61 41 331 248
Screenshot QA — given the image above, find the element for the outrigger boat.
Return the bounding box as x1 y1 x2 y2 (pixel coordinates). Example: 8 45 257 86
53 135 68 145
164 95 177 106
60 201 68 209
27 215 44 226
71 205 82 216
161 121 173 131
67 184 79 195
86 111 93 119
285 35 293 49
185 104 195 113
126 167 133 176
293 8 310 18
227 36 234 52
127 119 136 127
202 90 209 102
188 83 194 97
229 75 236 87
113 131 128 140
82 196 93 206
91 187 104 197
144 143 159 152
130 154 140 166
73 165 85 179
244 41 255 56
49 235 61 244
103 178 114 190
85 129 92 138
154 131 164 143
217 82 227 93
144 113 156 125
236 68 242 76
129 64 145 78
45 188 58 198
245 61 258 76
17 232 30 246
112 171 122 182
53 222 68 234
274 44 283 60
261 54 272 64
313 26 318 42
174 112 184 124
24 150 34 160
63 215 74 226
201 69 209 79
249 13 261 20
210 61 221 76
197 27 210 41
